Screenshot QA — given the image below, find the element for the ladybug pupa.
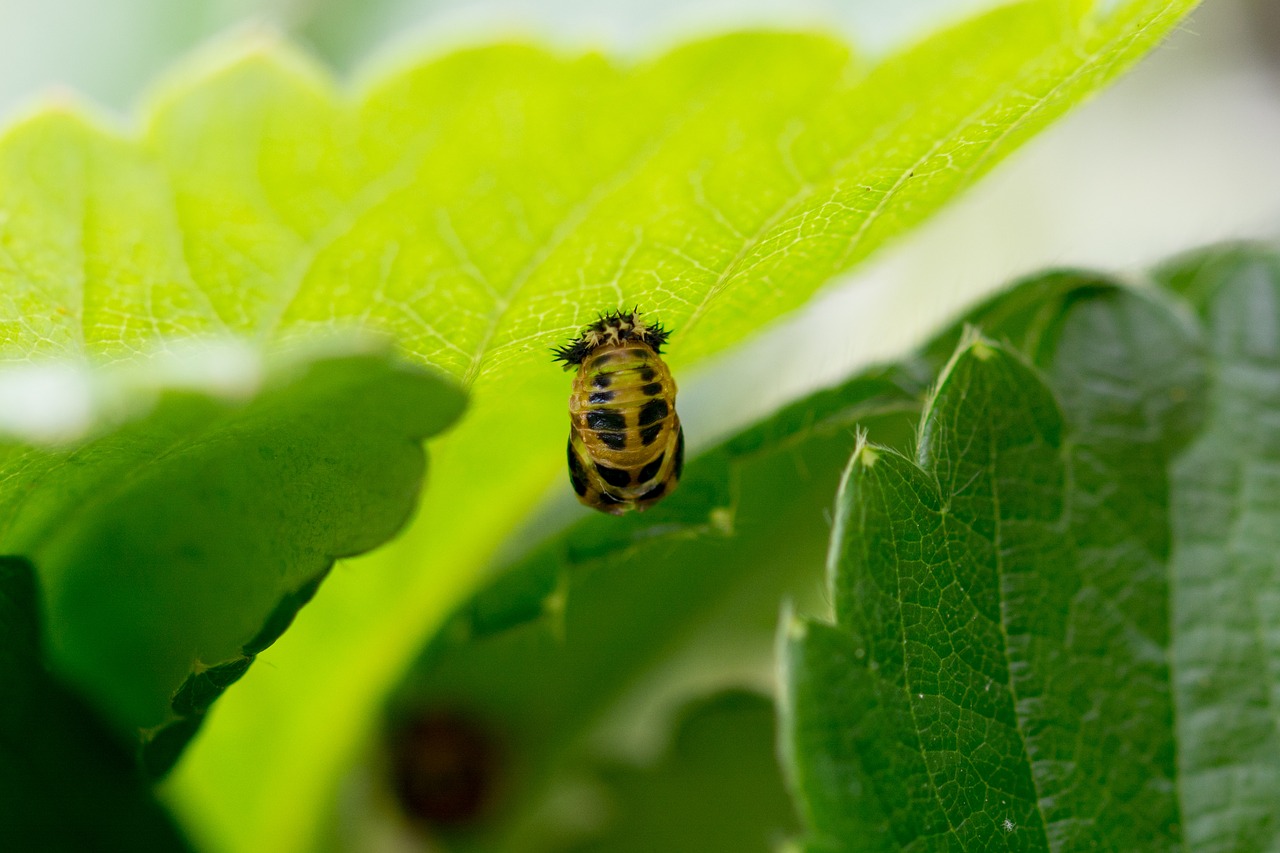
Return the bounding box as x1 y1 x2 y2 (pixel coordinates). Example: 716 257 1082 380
552 310 684 515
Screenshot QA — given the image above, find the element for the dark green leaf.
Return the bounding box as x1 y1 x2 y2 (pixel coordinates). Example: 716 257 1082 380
0 557 190 852
1162 246 1280 850
0 351 464 767
377 267 1213 851
782 276 1210 849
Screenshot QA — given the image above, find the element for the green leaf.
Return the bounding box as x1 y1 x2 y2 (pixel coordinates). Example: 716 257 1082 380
0 349 463 766
1158 246 1280 851
0 557 191 852
793 341 1070 849
781 278 1208 848
563 690 799 853
0 0 1197 845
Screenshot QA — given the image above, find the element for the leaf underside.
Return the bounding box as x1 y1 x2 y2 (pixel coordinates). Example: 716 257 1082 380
0 351 463 760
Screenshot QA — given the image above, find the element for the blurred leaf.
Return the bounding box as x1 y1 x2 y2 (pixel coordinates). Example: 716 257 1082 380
564 690 798 853
781 276 1210 848
0 350 463 769
0 557 191 852
0 0 1197 846
379 364 923 849
1156 246 1280 850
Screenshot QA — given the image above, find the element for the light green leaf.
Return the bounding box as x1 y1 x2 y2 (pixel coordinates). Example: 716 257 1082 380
0 0 1197 846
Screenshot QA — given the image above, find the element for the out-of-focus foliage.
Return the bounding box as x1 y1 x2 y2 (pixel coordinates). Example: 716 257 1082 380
382 361 921 849
564 691 798 853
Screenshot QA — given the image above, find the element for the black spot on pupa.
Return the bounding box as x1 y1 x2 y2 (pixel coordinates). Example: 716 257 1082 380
637 453 664 483
638 399 668 427
593 374 612 389
567 439 588 496
589 390 614 404
600 431 628 450
640 423 662 446
638 481 666 501
596 464 632 488
639 368 656 382
673 427 685 479
586 410 627 432
640 382 663 397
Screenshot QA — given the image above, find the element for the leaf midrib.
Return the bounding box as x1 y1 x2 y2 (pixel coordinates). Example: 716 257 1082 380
891 470 965 847
983 428 1053 847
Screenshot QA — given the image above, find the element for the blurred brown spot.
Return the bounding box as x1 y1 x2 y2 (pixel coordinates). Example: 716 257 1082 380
388 709 501 830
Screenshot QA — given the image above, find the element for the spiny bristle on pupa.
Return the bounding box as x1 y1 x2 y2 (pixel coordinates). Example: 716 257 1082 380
551 309 672 369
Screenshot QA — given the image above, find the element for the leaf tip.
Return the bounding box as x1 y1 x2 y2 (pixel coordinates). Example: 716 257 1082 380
922 326 1003 408
957 323 996 355
969 339 998 361
0 88 124 149
143 24 336 121
851 428 880 469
